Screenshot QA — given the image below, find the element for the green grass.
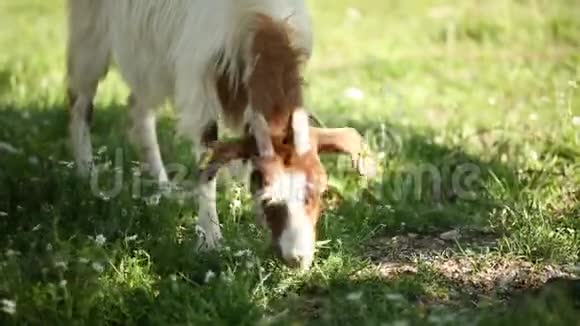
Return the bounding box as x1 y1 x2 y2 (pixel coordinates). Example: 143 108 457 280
1 0 579 324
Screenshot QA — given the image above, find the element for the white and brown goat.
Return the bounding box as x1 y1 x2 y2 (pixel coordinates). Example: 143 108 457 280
66 0 374 270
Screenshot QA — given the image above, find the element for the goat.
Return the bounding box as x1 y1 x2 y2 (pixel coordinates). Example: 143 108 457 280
66 0 375 270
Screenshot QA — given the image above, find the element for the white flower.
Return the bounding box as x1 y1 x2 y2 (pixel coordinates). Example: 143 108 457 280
79 257 90 264
91 262 104 273
204 270 216 283
346 291 363 301
5 249 19 257
145 194 161 206
220 272 234 283
344 87 365 101
0 211 7 217
572 116 580 126
230 198 242 211
58 161 74 168
94 234 107 246
0 142 20 154
59 280 68 288
1 299 16 315
124 234 138 242
233 249 252 257
385 293 405 302
54 260 68 270
529 150 539 161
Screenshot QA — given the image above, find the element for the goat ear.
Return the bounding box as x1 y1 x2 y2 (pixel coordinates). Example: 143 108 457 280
312 127 377 177
198 139 255 182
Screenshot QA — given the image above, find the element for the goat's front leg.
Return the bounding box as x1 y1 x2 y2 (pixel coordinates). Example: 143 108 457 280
128 95 169 184
196 122 222 250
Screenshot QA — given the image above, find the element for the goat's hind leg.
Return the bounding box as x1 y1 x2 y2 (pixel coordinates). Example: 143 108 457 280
66 0 110 177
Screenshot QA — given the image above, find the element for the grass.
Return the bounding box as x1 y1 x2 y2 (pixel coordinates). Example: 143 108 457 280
0 0 579 324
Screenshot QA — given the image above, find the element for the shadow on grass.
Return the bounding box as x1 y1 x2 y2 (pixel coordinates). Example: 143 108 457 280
0 105 271 324
282 115 580 323
0 103 513 249
274 269 580 325
314 114 517 248
1 104 569 324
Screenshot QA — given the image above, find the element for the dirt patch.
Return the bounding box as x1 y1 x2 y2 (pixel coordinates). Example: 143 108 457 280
365 231 579 306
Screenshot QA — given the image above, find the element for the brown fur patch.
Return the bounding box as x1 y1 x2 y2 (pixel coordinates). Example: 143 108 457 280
216 69 247 130
264 202 289 241
215 15 305 135
248 14 306 136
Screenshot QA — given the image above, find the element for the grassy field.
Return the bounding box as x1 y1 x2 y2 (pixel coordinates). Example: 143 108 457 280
1 0 579 324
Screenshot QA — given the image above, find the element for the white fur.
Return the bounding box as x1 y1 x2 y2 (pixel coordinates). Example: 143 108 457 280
279 201 315 270
264 171 307 204
68 0 312 143
67 0 313 250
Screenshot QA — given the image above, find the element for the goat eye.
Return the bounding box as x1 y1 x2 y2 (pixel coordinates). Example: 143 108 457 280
250 170 264 193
